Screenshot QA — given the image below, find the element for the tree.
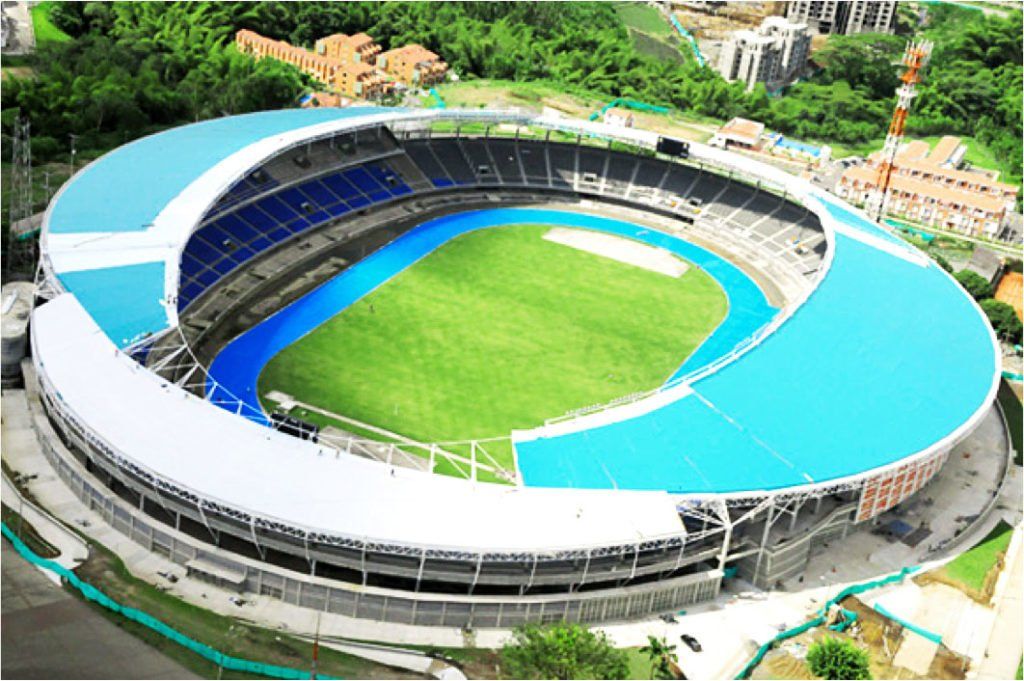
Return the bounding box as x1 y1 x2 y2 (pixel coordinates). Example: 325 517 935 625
980 298 1023 344
806 637 872 680
501 623 629 680
640 635 678 679
932 253 953 273
955 269 994 301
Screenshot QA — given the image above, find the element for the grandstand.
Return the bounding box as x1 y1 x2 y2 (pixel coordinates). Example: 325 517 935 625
30 107 999 628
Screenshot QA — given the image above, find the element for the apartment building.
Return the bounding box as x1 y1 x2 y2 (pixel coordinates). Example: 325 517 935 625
837 137 1019 239
786 0 896 35
717 17 809 92
237 29 446 100
315 32 382 65
378 44 448 88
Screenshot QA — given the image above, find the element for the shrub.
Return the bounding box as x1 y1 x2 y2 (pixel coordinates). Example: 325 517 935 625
806 637 872 680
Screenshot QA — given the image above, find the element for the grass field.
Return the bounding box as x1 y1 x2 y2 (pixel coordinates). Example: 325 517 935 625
30 2 72 44
259 225 727 469
614 2 673 37
425 79 720 142
934 520 1014 596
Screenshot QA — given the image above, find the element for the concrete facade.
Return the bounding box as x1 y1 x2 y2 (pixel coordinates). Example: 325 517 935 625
717 17 809 92
787 0 896 35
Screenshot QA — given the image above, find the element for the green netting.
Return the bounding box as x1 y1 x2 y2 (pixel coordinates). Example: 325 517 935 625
735 565 920 679
872 603 943 644
1 522 336 679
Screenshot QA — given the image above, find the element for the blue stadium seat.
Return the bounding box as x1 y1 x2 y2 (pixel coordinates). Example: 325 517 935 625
179 252 205 278
366 164 411 195
185 237 221 265
217 214 260 243
257 195 299 223
237 205 276 232
326 202 351 218
322 173 361 200
298 180 340 209
343 167 389 202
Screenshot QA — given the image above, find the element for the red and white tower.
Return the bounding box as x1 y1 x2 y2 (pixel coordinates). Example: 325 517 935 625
866 40 933 222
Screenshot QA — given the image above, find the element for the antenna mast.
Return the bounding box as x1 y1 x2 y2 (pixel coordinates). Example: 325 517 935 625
866 40 933 222
5 118 35 280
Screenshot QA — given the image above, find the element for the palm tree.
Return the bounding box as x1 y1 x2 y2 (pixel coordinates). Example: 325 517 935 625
639 635 678 679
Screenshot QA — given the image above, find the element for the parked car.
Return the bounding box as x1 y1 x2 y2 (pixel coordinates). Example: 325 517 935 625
680 634 702 652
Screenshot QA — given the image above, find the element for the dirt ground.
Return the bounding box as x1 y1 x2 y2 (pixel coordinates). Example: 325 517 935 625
750 596 969 680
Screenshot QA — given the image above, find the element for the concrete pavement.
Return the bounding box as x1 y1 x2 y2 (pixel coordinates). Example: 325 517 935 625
1 540 198 679
974 524 1023 680
2 472 90 574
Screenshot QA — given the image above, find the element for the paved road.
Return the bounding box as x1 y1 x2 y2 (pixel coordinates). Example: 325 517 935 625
1 540 198 680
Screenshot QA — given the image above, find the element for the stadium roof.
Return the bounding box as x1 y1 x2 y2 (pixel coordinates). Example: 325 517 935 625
42 107 413 347
514 201 997 493
34 293 686 551
36 108 1000 542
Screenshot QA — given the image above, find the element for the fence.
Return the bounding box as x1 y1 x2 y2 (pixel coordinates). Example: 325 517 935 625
1 522 335 680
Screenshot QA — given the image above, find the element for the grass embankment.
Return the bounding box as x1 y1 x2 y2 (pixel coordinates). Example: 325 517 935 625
612 1 688 64
996 379 1023 466
30 2 72 44
921 520 1015 602
260 225 727 470
1 504 59 559
1 461 416 679
67 538 422 680
425 79 720 142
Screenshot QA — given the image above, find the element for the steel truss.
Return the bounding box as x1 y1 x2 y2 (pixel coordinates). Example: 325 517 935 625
32 110 975 584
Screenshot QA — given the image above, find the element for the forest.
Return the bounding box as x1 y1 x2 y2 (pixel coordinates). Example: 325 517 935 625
1 1 1021 181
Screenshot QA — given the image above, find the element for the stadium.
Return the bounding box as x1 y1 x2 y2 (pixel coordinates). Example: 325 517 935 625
31 106 1000 629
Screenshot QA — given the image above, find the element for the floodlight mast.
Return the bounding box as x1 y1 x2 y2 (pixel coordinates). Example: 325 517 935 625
865 40 933 222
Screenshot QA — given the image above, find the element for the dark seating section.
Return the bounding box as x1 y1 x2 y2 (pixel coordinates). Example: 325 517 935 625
180 135 826 311
207 171 280 217
178 157 412 311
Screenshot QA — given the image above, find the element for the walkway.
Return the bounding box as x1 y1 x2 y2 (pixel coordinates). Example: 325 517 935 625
1 540 198 679
974 524 1023 679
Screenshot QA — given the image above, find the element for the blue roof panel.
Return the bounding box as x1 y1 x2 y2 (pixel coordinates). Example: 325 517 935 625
57 261 167 348
48 108 388 235
516 233 996 492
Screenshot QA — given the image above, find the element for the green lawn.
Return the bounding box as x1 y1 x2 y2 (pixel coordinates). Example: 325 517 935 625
260 225 727 469
30 2 72 44
614 2 672 37
939 520 1014 593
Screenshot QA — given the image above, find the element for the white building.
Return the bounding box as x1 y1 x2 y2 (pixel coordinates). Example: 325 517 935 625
786 0 896 35
717 17 809 92
603 107 635 128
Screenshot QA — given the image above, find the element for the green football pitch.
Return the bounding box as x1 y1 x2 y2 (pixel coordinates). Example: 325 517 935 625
259 224 727 473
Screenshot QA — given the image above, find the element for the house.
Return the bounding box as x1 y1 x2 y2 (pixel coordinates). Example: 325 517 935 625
377 44 447 88
603 107 635 128
836 136 1019 239
709 118 765 151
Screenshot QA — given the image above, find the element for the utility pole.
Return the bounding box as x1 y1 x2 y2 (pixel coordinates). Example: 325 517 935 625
68 133 78 175
866 40 933 222
310 611 321 679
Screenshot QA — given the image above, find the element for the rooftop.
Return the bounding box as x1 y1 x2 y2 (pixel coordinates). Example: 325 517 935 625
843 164 1009 213
718 117 764 143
